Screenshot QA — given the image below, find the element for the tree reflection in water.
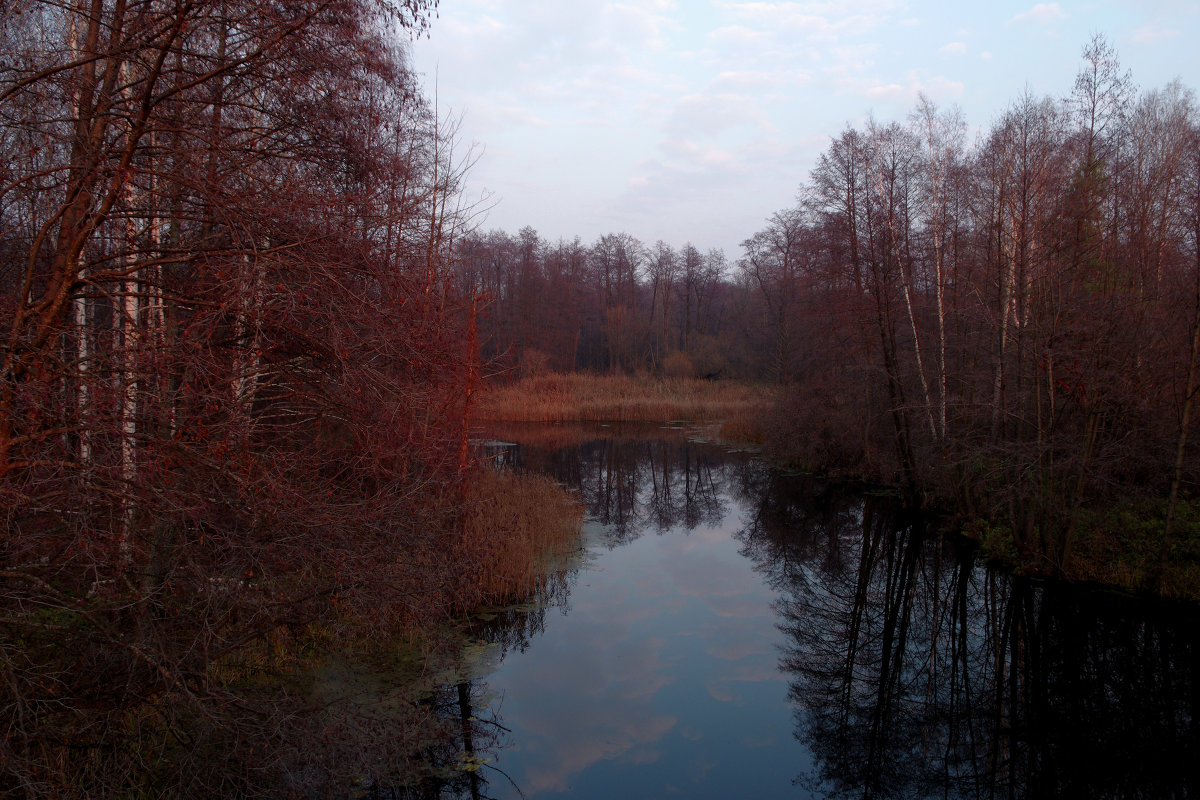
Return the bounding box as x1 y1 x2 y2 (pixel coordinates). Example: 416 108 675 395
384 426 749 800
737 466 1200 799
303 530 580 799
501 425 741 547
440 429 1200 798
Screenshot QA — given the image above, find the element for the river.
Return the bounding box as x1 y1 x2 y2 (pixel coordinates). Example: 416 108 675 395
406 424 1200 799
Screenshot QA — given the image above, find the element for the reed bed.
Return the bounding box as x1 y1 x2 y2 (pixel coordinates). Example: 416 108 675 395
474 373 775 432
454 468 584 606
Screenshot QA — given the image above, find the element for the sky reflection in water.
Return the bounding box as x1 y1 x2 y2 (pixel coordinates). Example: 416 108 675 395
481 438 809 798
462 428 1200 800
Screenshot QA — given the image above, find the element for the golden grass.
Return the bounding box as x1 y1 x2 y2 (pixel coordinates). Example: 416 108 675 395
454 468 584 606
474 372 775 431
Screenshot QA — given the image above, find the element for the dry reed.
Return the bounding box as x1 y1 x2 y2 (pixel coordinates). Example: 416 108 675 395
474 372 774 431
454 468 584 606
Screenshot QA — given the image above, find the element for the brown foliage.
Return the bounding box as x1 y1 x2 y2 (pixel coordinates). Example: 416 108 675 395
743 40 1200 582
474 372 775 424
0 1 582 796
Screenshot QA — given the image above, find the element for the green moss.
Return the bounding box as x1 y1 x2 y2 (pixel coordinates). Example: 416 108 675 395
962 495 1200 602
967 519 1020 565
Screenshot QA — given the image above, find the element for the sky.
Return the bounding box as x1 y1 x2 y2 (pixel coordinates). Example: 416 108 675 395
409 0 1199 259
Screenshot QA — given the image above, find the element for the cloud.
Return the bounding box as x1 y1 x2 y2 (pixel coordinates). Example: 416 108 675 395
436 13 511 40
939 41 967 55
709 69 792 92
708 24 775 48
844 70 966 107
475 100 554 129
664 92 771 139
1007 3 1066 26
702 618 775 660
714 0 902 43
614 124 824 253
706 662 783 704
606 0 680 49
862 81 906 101
1132 23 1181 44
823 43 879 74
521 710 678 793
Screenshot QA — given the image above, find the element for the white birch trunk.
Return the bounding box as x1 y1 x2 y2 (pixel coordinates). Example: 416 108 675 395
232 250 264 413
67 5 92 466
73 277 91 465
992 206 1018 439
868 154 937 442
116 60 141 563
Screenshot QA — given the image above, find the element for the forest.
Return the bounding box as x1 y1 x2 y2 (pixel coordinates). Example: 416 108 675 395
460 36 1200 594
0 1 588 795
1 0 1197 794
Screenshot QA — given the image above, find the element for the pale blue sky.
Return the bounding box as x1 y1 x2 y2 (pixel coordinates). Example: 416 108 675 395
411 0 1198 258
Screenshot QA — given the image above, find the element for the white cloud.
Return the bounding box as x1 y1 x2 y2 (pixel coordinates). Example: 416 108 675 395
607 1 680 49
665 92 770 139
925 75 967 98
714 0 902 43
862 81 906 102
436 13 510 40
412 0 1200 258
708 24 775 47
480 101 554 129
854 72 965 106
1132 23 1181 44
709 70 789 92
672 139 742 170
1007 3 1066 26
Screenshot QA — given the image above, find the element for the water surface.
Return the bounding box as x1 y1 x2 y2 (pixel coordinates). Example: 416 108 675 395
441 425 1200 799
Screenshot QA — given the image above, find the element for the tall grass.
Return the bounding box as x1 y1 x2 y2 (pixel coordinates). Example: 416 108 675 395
475 372 774 434
453 468 584 607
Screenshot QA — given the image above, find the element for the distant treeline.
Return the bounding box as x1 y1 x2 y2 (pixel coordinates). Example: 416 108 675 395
460 36 1200 585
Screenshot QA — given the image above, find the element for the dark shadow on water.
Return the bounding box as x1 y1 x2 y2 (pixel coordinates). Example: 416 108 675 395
464 428 1200 798
736 466 1200 800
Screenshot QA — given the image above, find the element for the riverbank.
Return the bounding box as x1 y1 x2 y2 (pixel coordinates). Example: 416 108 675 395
474 372 774 442
1 466 584 798
454 468 584 608
963 496 1200 603
228 466 585 784
755 389 1200 604
485 373 1200 602
276 467 586 797
489 375 1200 605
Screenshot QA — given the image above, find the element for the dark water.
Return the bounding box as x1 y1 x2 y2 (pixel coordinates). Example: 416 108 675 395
424 425 1200 799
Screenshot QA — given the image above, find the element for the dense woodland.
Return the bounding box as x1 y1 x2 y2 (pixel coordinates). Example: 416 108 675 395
0 1 530 795
464 37 1200 586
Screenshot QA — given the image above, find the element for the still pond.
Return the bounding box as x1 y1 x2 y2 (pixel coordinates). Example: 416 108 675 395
400 424 1199 799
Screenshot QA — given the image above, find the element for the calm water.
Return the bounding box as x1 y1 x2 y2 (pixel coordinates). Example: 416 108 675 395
421 425 1200 799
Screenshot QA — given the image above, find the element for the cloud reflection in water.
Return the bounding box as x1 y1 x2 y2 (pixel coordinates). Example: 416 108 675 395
480 436 801 798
